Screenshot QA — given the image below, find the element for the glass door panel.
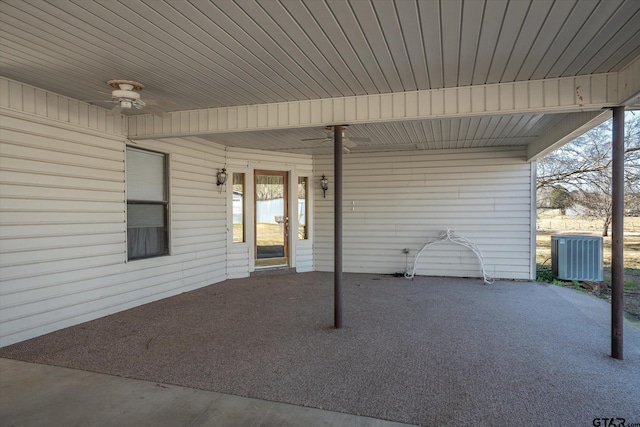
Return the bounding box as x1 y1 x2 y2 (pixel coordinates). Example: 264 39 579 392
255 171 288 267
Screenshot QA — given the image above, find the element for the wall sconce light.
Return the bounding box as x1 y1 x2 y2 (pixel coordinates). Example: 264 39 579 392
217 168 227 186
320 174 328 198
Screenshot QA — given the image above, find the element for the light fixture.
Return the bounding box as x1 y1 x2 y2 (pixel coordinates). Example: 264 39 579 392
217 168 227 186
320 174 328 198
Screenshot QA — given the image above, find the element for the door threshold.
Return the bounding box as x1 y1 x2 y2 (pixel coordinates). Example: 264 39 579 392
255 264 288 270
255 257 288 268
251 266 295 277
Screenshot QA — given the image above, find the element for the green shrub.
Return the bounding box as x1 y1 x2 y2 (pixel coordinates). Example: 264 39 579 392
536 264 554 283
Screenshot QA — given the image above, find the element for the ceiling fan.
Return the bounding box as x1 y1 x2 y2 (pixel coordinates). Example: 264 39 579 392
301 125 370 153
87 80 172 117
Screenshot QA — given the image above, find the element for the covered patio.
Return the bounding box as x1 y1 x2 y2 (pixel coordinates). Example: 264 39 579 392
2 3 640 424
2 272 639 426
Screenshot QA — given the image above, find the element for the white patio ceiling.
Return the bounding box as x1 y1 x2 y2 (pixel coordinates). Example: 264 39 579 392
1 0 639 157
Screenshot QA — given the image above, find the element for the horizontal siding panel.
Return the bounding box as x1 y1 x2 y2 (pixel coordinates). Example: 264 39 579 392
172 220 225 231
0 105 233 346
314 148 532 280
171 211 222 222
0 197 123 211
0 186 124 202
171 227 221 239
1 269 184 317
295 242 313 272
172 245 225 258
0 243 125 268
338 158 526 171
1 142 123 170
1 253 125 281
2 270 193 333
0 212 124 226
0 170 124 192
1 129 123 160
342 173 529 186
1 254 188 296
171 176 217 191
171 195 221 206
1 223 125 238
0 109 124 142
172 161 218 177
171 204 220 214
0 157 124 181
340 181 530 193
171 187 219 199
0 233 124 254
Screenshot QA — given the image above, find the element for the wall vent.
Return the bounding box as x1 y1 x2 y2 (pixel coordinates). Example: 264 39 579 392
551 235 603 282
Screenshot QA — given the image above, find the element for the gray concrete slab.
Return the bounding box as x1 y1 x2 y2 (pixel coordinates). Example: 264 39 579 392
0 358 416 427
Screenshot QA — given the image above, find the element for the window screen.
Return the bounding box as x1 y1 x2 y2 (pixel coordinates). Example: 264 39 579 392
126 147 168 260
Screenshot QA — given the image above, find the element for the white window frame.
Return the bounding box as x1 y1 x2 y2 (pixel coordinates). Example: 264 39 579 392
125 146 170 261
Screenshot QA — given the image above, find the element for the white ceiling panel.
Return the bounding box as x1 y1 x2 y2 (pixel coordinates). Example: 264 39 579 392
197 114 563 155
1 0 639 154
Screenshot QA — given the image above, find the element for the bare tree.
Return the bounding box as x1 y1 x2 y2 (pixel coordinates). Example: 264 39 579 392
537 111 640 236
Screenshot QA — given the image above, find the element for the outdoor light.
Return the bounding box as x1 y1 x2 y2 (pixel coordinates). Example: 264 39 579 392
320 174 328 198
217 168 227 186
119 99 133 110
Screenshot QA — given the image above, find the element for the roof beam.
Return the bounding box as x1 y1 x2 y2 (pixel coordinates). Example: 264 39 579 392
526 54 640 162
526 110 611 162
129 72 620 140
618 53 640 106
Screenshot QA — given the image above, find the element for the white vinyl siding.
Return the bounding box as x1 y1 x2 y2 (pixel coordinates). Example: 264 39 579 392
0 87 316 346
313 147 534 280
0 122 230 346
0 80 232 346
295 242 314 273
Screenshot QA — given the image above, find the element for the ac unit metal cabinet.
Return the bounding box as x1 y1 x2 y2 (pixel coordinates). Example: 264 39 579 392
551 235 603 282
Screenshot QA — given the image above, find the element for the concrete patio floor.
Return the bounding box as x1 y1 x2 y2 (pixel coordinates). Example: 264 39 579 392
1 273 639 426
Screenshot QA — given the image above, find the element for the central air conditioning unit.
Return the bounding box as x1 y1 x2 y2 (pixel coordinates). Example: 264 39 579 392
551 235 603 282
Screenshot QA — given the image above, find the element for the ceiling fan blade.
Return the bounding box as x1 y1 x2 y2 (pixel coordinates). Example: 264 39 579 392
143 105 169 119
347 137 370 142
144 98 176 108
319 139 358 148
110 104 122 116
301 137 330 142
343 140 358 148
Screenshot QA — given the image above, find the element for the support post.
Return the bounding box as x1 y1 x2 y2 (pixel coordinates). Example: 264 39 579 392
334 125 343 329
611 107 625 360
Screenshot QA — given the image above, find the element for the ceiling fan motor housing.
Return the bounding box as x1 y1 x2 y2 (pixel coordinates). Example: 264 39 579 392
106 80 146 110
111 88 141 100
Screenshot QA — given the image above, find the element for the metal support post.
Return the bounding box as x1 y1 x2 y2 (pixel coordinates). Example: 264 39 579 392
611 106 624 360
334 125 343 329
